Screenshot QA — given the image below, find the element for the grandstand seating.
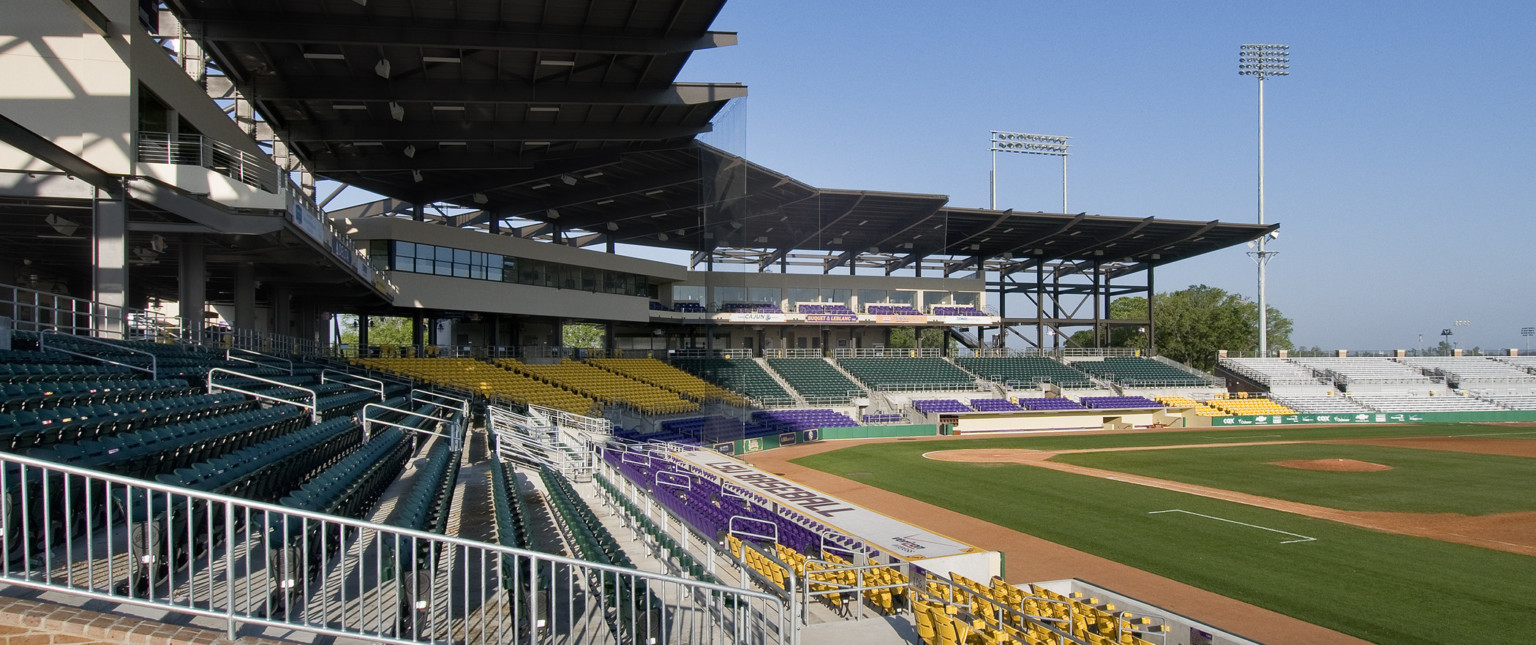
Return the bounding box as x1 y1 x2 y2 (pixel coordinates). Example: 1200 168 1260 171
765 357 864 402
504 358 699 415
1154 395 1227 416
931 306 986 316
1347 393 1505 413
970 398 1024 412
752 409 859 432
955 356 1096 389
837 357 975 390
670 357 795 404
718 302 783 314
1269 394 1376 414
1017 397 1085 411
1400 357 1536 385
1078 396 1163 409
862 412 904 423
1476 393 1536 410
672 302 707 313
1220 358 1326 387
917 571 1168 645
359 357 596 415
1205 396 1297 416
865 304 922 315
913 399 972 414
648 301 670 311
1072 358 1212 387
587 357 736 404
1291 357 1436 385
798 304 855 315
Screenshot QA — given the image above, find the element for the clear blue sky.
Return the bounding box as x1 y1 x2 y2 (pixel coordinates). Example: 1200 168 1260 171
675 0 1536 352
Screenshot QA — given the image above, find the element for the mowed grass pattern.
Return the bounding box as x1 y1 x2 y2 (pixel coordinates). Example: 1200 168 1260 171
1055 443 1536 514
791 427 1536 645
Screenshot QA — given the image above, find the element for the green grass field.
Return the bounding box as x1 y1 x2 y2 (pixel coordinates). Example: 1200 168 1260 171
791 424 1536 644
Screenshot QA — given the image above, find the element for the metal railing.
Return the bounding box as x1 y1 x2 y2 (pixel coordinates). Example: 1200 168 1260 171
0 282 328 358
137 131 280 193
0 449 789 644
39 330 158 379
834 348 942 358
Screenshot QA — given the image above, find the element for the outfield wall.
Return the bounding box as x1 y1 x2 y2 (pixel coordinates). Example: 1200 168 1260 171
711 424 939 456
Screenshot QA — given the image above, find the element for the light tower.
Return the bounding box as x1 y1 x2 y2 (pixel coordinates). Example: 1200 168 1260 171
1239 43 1288 357
989 131 1070 213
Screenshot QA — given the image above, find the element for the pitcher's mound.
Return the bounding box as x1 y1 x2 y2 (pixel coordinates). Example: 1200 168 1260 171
1272 458 1392 472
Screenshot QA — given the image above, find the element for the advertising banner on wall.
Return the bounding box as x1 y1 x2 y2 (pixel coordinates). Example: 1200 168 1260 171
728 313 786 323
875 315 927 324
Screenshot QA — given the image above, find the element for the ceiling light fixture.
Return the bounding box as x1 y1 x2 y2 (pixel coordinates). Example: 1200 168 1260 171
528 106 561 113
402 144 416 158
389 101 404 121
560 174 578 186
529 182 550 190
596 199 615 205
374 58 391 78
303 52 345 61
422 56 460 64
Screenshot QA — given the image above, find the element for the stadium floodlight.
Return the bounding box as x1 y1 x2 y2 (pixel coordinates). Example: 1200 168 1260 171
1240 43 1289 358
989 130 1070 214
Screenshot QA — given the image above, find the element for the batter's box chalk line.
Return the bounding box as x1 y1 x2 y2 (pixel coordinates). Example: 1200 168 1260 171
1148 509 1317 544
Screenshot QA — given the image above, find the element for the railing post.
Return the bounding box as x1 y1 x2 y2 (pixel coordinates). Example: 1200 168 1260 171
225 500 237 639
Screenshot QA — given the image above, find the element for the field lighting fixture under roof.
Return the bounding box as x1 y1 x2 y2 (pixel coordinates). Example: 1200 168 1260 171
988 130 1070 214
1240 43 1290 358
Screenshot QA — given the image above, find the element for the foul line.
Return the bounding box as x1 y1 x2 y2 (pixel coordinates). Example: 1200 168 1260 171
1148 509 1316 544
1445 430 1536 438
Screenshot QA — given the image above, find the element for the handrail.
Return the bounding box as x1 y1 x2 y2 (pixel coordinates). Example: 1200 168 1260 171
361 403 461 452
321 369 385 401
412 389 470 420
39 330 157 379
0 448 790 644
206 367 319 424
227 348 293 375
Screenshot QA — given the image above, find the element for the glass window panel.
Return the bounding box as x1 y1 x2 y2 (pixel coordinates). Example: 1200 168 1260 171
471 265 485 280
436 246 453 261
673 285 705 302
453 263 470 278
714 286 746 307
394 241 415 258
454 248 470 263
890 290 917 305
788 288 818 306
488 266 503 282
487 253 502 268
820 288 851 304
749 287 780 304
954 292 980 307
470 251 483 266
435 260 452 276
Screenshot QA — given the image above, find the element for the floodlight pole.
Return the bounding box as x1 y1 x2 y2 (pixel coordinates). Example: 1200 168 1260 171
989 130 1070 213
1240 44 1288 358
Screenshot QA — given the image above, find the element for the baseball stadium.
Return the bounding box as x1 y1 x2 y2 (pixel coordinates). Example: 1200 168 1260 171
0 2 1531 645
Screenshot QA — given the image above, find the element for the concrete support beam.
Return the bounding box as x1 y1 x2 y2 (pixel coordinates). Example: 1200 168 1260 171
92 197 128 338
178 237 206 339
233 262 255 331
